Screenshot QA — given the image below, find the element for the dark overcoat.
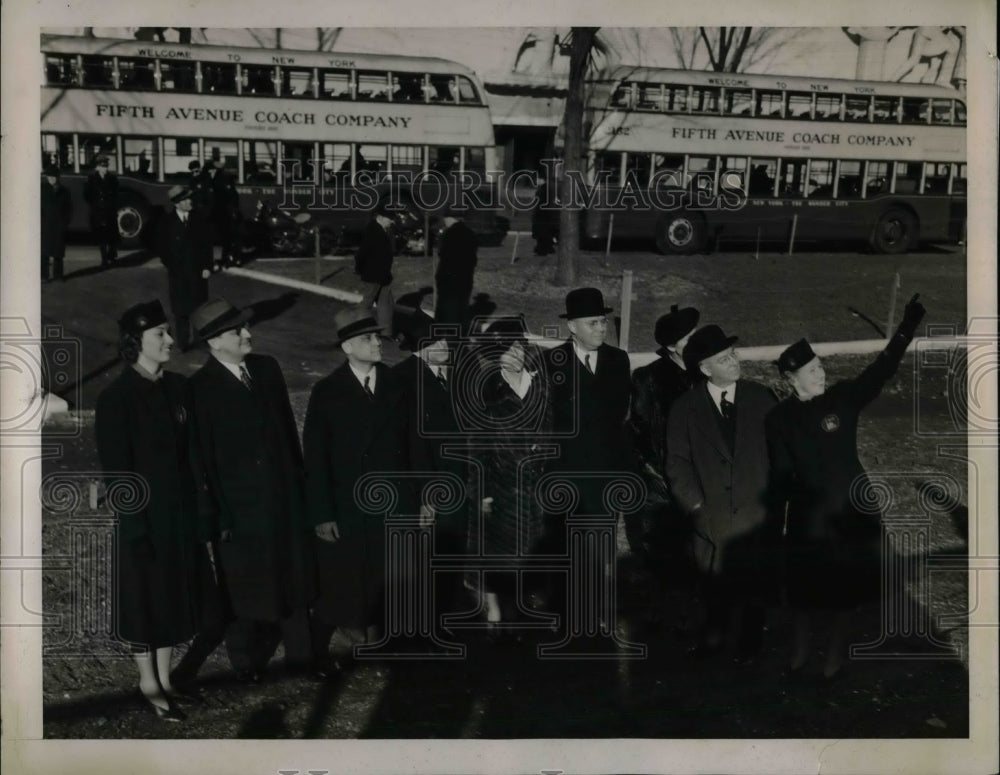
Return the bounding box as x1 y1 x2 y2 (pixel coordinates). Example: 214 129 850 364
156 208 212 317
765 335 912 609
545 341 636 514
303 362 415 627
95 368 213 647
355 219 394 285
41 180 72 258
666 379 779 581
434 220 478 329
630 354 693 476
189 353 317 621
83 170 119 244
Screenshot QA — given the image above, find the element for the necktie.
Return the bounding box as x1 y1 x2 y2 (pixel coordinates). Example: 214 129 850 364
720 390 734 420
584 354 594 374
238 363 253 391
436 367 448 389
363 374 374 399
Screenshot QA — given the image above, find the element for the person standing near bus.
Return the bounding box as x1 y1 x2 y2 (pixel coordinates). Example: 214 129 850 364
83 155 120 267
355 201 396 337
766 294 925 680
434 210 478 335
41 164 72 282
200 156 242 268
157 185 213 351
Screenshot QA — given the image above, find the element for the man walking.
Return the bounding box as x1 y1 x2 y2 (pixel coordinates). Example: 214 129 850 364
304 306 415 660
434 211 478 334
188 298 323 683
156 185 213 351
41 165 72 282
666 324 779 661
83 155 119 266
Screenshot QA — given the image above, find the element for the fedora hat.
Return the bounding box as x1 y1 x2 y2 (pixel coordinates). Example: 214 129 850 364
334 305 383 346
559 287 613 320
483 315 529 341
396 309 454 351
654 304 700 352
118 299 168 337
683 324 738 374
777 338 817 374
168 184 193 203
191 298 253 342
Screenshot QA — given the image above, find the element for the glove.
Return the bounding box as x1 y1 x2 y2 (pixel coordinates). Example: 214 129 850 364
898 293 926 339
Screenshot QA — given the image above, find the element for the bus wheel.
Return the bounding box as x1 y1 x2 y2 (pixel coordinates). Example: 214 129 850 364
117 199 149 248
871 208 917 254
656 212 706 255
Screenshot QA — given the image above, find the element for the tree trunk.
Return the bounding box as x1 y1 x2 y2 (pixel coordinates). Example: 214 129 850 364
554 27 597 287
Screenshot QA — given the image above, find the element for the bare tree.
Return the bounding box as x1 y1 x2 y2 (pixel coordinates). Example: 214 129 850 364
665 27 801 73
316 28 342 51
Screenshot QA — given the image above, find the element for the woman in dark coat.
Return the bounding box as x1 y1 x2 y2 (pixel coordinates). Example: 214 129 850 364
95 299 213 721
464 317 552 628
765 294 925 679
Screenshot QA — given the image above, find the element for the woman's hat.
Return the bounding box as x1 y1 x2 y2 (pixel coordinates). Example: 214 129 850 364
654 304 700 350
118 300 168 336
191 298 254 341
559 287 613 320
334 306 383 346
777 338 817 374
682 324 738 373
397 309 453 351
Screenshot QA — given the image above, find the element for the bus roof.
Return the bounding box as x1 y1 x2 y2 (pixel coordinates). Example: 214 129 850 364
598 65 965 100
40 34 480 78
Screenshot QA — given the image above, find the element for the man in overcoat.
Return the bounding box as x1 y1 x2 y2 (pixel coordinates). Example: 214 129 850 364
434 211 478 334
666 324 779 660
199 156 242 267
156 185 213 352
355 203 396 336
41 165 72 282
188 298 321 682
304 306 416 658
83 155 119 266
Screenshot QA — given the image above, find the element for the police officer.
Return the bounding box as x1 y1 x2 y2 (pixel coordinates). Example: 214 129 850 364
84 155 120 266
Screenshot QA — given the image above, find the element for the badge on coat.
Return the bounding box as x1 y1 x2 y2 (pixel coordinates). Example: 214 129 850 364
821 413 840 432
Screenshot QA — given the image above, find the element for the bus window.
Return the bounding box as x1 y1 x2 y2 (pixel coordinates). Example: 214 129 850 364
203 63 238 94
118 58 156 90
691 87 720 114
625 152 652 184
787 93 813 119
45 54 80 86
952 163 967 194
321 69 352 99
901 97 930 124
124 138 156 178
894 161 921 193
456 76 480 104
429 75 457 103
686 155 716 192
321 142 352 180
79 135 118 170
594 151 622 186
845 95 870 121
747 159 777 196
779 159 808 197
837 160 863 198
725 89 753 116
244 141 279 183
611 83 634 108
205 141 239 175
931 98 954 125
41 133 76 173
865 161 890 196
162 137 198 181
637 84 662 111
243 65 276 96
873 96 899 123
651 153 684 186
429 146 460 174
720 156 748 191
391 145 425 174
756 90 784 118
923 162 951 194
464 147 487 175
954 101 966 126
358 71 391 101
281 142 316 182
664 85 688 112
393 74 425 102
283 67 315 98
815 95 842 120
81 55 114 88
808 159 834 197
160 60 197 92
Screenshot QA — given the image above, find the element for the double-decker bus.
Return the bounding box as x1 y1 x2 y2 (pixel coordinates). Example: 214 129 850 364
40 34 508 248
573 65 966 254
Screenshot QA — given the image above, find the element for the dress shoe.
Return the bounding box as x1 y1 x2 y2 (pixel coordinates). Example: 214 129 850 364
140 692 186 723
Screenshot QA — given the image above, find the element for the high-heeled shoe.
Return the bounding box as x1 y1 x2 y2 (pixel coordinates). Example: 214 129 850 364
165 687 204 706
140 692 186 722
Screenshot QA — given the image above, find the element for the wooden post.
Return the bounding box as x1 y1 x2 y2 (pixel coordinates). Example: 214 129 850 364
886 271 901 337
788 214 798 255
620 269 633 352
605 213 615 260
754 226 761 260
313 227 321 285
510 231 520 265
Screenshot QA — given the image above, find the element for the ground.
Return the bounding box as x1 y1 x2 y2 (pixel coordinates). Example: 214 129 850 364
33 237 972 739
